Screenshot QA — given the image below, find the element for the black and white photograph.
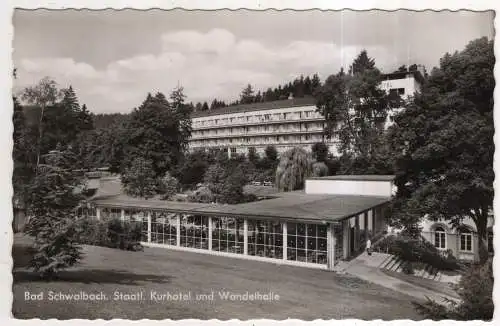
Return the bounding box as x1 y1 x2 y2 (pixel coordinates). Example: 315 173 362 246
8 3 495 321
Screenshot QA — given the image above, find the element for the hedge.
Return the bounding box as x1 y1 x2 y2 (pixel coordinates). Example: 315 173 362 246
78 218 143 251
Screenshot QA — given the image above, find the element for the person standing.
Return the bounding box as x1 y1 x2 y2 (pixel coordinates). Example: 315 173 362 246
366 237 372 256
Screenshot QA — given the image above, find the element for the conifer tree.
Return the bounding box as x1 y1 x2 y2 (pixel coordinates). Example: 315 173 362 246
25 145 84 278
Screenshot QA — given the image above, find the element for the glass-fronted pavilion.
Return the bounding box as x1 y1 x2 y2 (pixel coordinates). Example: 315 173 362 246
89 175 394 271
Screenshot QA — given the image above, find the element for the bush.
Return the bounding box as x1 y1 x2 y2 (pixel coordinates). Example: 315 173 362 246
78 218 108 246
413 259 493 320
312 161 329 177
157 172 179 200
78 218 143 251
373 234 460 271
187 186 215 203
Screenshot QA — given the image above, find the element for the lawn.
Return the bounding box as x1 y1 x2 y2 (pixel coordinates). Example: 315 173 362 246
12 234 423 320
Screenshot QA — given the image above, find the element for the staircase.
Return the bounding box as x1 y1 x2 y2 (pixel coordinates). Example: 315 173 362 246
378 255 443 282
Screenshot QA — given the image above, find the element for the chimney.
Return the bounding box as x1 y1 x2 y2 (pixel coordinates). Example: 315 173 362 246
288 92 294 100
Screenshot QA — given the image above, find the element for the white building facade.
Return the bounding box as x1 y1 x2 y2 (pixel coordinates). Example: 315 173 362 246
419 215 494 262
188 71 424 157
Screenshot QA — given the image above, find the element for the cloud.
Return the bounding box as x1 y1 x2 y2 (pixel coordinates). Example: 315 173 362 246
14 28 395 113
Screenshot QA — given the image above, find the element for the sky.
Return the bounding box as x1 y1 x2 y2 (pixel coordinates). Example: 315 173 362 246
12 9 494 114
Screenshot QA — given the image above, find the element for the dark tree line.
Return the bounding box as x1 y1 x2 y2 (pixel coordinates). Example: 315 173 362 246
191 73 322 112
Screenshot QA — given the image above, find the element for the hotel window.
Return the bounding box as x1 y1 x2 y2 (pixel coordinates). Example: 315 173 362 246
215 119 219 125
305 111 310 118
212 217 245 254
230 117 234 123
246 116 250 121
231 147 237 153
264 114 271 121
248 220 283 259
283 135 289 141
434 226 446 249
459 227 473 252
287 223 327 264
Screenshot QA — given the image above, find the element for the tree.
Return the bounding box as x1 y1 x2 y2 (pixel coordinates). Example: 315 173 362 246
275 147 313 191
24 146 84 278
247 146 259 164
349 49 375 75
204 160 247 204
312 161 328 177
311 142 329 163
240 84 255 104
21 77 62 172
264 145 278 162
413 259 493 320
316 52 394 161
311 74 321 94
124 91 190 177
170 86 193 154
202 102 209 111
77 104 94 132
157 172 179 200
13 96 36 208
61 85 80 113
175 149 209 189
388 37 494 262
121 157 157 199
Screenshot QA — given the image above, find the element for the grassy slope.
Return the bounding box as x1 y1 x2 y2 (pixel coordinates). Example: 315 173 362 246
12 235 423 320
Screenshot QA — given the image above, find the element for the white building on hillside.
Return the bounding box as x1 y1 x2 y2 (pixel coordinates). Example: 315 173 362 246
188 70 424 157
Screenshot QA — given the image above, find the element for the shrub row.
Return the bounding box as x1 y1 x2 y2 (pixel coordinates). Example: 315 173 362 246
78 218 143 251
373 234 460 271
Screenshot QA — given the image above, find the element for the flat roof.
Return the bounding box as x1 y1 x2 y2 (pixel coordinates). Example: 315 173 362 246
191 97 316 118
308 175 396 182
92 191 390 224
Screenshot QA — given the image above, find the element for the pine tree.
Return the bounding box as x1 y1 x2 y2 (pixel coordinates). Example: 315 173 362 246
240 84 255 104
170 86 192 153
25 146 84 278
349 50 376 75
202 102 209 111
311 74 321 94
77 104 94 131
62 85 80 113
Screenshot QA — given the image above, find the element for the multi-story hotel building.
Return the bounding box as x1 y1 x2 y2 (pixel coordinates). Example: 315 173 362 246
189 70 424 157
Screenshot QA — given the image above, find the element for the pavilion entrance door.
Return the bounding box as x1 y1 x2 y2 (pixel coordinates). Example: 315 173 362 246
350 227 355 257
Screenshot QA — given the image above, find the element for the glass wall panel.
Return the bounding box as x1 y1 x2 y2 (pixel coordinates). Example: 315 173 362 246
151 211 178 245
248 219 283 259
287 223 327 264
124 209 148 242
180 214 209 249
212 217 245 254
76 205 97 218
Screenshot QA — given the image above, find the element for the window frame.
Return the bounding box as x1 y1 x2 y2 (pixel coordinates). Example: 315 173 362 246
459 227 473 252
434 226 447 250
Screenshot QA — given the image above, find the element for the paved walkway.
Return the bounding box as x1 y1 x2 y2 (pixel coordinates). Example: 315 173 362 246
337 252 460 304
